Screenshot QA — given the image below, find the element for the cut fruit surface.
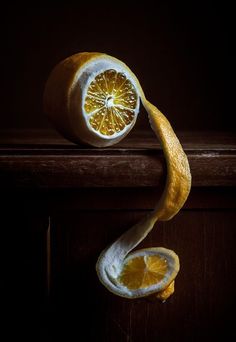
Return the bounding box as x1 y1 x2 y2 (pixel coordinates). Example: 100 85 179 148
44 53 140 147
84 69 138 136
44 52 191 300
119 255 168 290
118 248 179 298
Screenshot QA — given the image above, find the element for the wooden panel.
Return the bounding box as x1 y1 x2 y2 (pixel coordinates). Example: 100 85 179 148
1 130 236 150
0 131 236 189
1 130 235 340
2 187 236 219
1 152 236 188
45 187 236 211
49 209 236 341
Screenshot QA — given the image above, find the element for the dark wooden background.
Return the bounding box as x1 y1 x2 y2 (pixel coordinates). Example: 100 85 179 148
1 2 236 342
1 131 236 341
1 2 235 132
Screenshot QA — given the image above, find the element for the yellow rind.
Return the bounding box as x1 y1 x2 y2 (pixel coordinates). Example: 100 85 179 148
142 99 191 221
156 280 175 302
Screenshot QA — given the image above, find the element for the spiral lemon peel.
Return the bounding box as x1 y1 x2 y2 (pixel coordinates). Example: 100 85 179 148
44 52 191 300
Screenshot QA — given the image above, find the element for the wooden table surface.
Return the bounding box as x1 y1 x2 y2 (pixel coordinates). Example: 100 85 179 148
0 130 236 188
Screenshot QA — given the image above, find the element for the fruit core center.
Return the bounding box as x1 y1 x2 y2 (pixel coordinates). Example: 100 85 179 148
84 69 138 136
106 96 114 108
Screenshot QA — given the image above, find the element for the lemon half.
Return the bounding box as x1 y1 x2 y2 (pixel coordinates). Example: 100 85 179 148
44 53 140 147
44 52 191 300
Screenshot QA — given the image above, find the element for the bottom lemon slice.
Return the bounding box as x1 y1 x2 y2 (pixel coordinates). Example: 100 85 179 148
118 248 179 301
97 244 179 299
120 252 173 289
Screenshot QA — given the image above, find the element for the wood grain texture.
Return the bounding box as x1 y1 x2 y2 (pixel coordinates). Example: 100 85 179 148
49 210 236 341
1 130 235 340
0 130 235 188
1 130 236 150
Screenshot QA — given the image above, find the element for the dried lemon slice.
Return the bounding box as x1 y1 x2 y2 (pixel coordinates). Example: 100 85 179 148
44 52 191 300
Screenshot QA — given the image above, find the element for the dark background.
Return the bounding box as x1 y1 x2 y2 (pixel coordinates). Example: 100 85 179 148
1 3 236 341
1 1 235 132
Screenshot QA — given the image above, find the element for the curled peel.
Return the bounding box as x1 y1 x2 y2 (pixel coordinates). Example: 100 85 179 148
44 53 192 300
96 96 191 299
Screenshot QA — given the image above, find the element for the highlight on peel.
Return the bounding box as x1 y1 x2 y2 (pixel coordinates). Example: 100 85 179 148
44 52 191 300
